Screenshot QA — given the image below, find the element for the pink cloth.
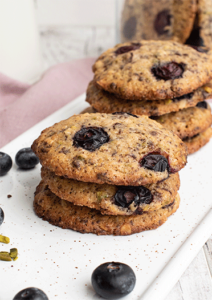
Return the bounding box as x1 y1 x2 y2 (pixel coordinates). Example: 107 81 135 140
0 58 96 148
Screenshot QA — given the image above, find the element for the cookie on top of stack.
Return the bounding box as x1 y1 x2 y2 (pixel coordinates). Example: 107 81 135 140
86 40 212 154
32 112 187 235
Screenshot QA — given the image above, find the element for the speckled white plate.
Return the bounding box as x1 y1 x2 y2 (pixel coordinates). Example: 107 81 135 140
1 94 212 300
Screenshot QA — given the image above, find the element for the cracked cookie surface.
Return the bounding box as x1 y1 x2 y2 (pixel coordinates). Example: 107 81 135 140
93 40 212 100
32 113 187 186
34 181 180 236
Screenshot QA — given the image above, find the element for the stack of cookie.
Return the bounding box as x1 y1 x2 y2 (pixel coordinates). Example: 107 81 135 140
121 0 212 50
32 112 187 236
86 40 212 154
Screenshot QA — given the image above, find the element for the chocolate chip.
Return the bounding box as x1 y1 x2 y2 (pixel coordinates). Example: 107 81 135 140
123 16 137 39
115 43 141 55
59 147 70 154
162 200 175 209
196 101 208 109
150 131 158 136
112 112 138 118
73 127 109 152
114 186 153 208
140 153 169 172
154 9 171 35
110 82 117 90
151 62 185 80
183 133 199 142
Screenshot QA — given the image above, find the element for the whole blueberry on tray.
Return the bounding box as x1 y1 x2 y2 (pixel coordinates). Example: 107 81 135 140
13 287 48 300
0 207 4 226
0 152 12 176
91 262 136 299
15 148 39 169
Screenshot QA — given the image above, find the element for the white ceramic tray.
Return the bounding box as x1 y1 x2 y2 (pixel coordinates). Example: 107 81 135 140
1 94 212 300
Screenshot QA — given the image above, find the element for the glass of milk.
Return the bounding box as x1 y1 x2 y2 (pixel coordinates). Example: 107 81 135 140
0 0 43 83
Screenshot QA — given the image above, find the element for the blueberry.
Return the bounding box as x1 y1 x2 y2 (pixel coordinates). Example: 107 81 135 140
114 186 153 208
140 153 169 172
154 9 171 35
73 127 109 152
151 62 185 80
13 287 48 300
92 262 136 299
123 17 137 40
115 43 141 55
15 148 39 169
0 152 12 176
0 207 4 225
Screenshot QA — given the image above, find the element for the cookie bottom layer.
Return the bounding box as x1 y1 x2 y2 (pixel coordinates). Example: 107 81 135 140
183 127 212 155
34 181 180 236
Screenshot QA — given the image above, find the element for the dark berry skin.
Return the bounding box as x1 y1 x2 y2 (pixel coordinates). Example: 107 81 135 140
13 287 48 300
73 127 109 152
114 186 153 208
0 207 4 226
15 148 39 169
92 262 136 299
115 43 141 55
154 9 171 35
123 16 137 39
151 62 185 80
0 152 12 176
140 153 169 172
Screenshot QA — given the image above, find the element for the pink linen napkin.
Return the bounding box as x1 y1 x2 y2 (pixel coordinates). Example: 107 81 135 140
0 57 96 148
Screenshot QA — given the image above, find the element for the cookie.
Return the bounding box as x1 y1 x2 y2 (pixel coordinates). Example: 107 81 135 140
186 0 212 49
34 181 180 236
86 80 212 116
41 167 180 215
93 40 212 101
32 113 187 186
80 107 96 114
183 127 212 154
121 0 197 44
151 102 212 139
80 106 97 114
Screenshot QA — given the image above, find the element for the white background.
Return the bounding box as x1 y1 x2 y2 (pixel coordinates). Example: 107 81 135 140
36 0 116 26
